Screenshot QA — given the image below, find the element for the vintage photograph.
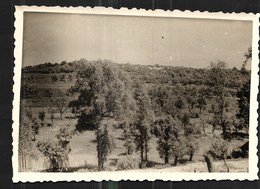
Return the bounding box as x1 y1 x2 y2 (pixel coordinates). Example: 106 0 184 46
13 7 259 182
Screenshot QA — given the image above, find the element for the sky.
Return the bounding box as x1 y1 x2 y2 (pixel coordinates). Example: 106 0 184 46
22 12 252 69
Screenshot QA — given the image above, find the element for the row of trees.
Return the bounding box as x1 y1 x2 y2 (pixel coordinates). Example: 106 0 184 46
66 56 250 169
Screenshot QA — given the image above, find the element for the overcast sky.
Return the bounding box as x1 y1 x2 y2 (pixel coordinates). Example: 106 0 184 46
22 12 252 69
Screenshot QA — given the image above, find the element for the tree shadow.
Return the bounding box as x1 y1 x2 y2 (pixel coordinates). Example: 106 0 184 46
116 137 125 141
40 163 99 172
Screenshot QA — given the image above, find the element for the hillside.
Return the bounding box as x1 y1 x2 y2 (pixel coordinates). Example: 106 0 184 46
19 59 250 172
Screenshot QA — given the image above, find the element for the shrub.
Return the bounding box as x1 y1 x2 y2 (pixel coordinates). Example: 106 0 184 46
37 125 72 172
208 137 230 172
117 156 139 170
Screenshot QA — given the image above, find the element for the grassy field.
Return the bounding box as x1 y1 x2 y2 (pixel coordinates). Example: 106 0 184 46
25 110 248 173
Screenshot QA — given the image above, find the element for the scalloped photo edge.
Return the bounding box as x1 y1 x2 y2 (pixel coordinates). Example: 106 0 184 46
13 6 259 182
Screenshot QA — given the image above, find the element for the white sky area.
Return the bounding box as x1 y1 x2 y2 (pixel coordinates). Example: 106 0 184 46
22 12 252 69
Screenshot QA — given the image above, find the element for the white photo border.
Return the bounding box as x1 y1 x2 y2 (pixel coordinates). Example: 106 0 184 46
13 6 259 182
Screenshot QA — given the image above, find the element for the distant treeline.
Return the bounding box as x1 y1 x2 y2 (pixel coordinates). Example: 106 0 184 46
23 59 250 90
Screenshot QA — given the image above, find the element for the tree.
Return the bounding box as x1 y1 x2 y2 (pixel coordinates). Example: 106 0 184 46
31 118 40 141
132 82 153 168
51 75 58 82
241 46 252 72
132 120 151 168
199 117 208 135
186 137 198 161
54 97 68 120
60 74 66 82
96 124 115 170
185 87 197 113
175 97 184 111
37 125 72 171
19 118 32 171
21 82 38 99
186 95 196 113
51 112 54 127
69 61 130 131
197 88 207 114
208 137 230 172
181 113 192 136
207 61 229 139
154 116 178 164
236 80 250 133
123 125 135 155
38 110 45 126
172 137 188 166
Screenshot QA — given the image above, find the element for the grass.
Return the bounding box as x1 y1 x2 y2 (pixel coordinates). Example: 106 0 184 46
22 105 248 173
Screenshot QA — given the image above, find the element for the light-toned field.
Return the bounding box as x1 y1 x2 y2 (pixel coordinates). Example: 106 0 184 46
26 111 248 173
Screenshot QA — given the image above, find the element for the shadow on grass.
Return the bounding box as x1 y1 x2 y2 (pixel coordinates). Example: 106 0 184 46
118 152 127 156
40 163 99 172
116 137 125 141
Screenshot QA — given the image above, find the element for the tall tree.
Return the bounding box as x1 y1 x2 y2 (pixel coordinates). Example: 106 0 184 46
185 86 197 113
31 118 40 141
171 136 188 166
38 110 45 126
132 82 154 168
197 87 207 114
123 125 135 155
209 137 230 172
69 61 130 131
154 116 178 164
19 118 32 171
207 61 229 139
237 47 251 133
37 125 72 171
96 124 115 170
236 79 250 133
54 97 68 120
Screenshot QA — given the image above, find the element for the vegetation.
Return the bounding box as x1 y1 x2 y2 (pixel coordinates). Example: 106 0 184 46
19 48 251 172
154 116 178 164
96 124 115 170
37 125 72 171
208 137 230 172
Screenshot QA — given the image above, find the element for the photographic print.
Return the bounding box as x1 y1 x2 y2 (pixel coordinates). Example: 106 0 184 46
13 6 259 182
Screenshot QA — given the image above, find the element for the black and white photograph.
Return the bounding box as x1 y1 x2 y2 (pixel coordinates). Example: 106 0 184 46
12 7 259 182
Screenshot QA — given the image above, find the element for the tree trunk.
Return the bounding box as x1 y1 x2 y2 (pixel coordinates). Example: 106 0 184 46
189 153 193 161
174 156 178 166
204 154 213 172
60 112 63 120
165 152 169 164
140 147 144 168
222 123 227 140
145 140 148 162
223 158 229 172
24 157 27 171
202 123 206 135
212 125 215 135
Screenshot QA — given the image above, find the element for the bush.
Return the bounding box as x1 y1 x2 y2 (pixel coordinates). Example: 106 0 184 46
37 125 72 172
116 156 139 170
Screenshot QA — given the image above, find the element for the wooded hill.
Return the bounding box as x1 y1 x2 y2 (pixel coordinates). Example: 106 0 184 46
19 58 251 171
